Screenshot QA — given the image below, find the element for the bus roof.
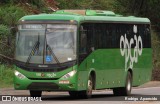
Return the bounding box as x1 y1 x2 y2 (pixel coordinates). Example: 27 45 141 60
19 10 150 24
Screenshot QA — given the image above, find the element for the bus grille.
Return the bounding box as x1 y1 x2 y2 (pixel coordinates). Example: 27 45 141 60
27 82 59 90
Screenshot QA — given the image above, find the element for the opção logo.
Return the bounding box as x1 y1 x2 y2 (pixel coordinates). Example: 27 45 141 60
120 25 143 70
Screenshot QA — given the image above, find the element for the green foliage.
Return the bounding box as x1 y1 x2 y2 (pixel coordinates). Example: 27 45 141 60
0 5 25 64
1 0 45 7
0 0 10 3
0 5 27 26
0 65 14 88
10 0 46 11
0 25 10 36
152 30 160 69
57 0 115 10
115 0 160 31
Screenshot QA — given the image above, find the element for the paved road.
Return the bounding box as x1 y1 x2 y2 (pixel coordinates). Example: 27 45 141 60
1 86 160 104
40 87 160 101
2 87 160 104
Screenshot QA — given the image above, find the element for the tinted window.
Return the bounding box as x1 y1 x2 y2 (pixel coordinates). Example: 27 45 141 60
79 23 151 51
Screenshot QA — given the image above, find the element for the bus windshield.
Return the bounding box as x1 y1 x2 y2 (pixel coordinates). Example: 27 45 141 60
15 24 77 64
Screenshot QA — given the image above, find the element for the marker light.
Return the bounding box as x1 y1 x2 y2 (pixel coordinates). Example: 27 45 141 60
14 70 26 79
62 70 76 79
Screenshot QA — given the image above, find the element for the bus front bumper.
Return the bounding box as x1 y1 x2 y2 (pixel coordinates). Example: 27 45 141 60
14 73 77 91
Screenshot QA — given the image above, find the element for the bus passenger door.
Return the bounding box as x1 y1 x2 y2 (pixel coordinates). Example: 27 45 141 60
79 25 95 71
77 25 95 90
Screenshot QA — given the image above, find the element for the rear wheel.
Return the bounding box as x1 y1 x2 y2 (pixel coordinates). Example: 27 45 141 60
30 90 42 97
113 72 132 96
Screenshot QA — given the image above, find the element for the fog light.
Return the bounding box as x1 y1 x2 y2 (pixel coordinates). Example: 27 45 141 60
69 84 74 88
15 83 20 88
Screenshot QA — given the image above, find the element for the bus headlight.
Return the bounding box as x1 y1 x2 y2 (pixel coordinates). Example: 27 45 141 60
62 70 76 79
14 70 26 79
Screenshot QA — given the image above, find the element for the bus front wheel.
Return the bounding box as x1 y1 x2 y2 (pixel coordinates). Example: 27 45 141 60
69 75 93 99
68 91 79 98
113 72 132 96
80 75 93 98
30 90 42 97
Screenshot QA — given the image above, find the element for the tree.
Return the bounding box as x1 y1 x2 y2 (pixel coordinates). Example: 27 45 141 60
57 0 115 10
115 0 160 31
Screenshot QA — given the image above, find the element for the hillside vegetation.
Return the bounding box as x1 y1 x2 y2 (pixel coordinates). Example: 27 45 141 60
0 0 160 87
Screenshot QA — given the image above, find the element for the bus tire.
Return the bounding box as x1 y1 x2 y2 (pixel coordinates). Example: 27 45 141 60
30 90 42 97
80 75 93 99
68 91 79 98
113 72 132 96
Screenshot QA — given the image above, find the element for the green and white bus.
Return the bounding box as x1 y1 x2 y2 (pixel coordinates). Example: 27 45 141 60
14 10 152 98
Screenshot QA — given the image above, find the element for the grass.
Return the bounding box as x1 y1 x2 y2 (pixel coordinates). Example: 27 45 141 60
0 64 14 88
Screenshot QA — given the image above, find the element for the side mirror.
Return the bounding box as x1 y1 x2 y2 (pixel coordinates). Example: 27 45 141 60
7 34 11 46
7 27 17 46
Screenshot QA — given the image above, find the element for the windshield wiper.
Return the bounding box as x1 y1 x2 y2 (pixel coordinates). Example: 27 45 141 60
25 34 40 66
47 44 61 67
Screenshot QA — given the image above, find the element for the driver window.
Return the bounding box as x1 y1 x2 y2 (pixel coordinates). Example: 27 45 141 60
80 26 87 54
